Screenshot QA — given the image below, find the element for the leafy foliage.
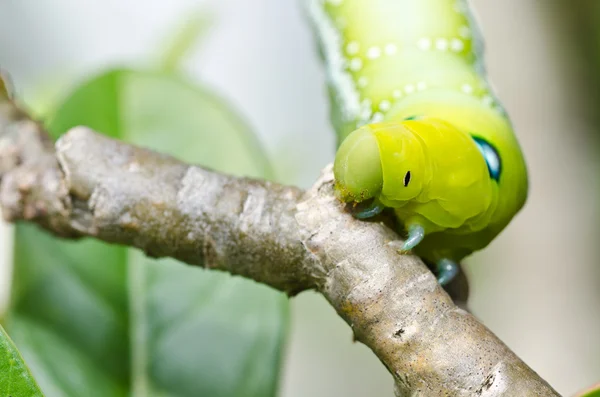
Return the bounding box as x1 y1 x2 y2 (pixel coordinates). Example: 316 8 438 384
6 68 288 397
576 384 600 397
0 324 43 397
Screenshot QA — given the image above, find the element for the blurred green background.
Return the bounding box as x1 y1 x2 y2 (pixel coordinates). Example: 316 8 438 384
0 1 599 396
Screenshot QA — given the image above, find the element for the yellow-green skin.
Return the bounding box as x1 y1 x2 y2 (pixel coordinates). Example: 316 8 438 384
307 0 529 265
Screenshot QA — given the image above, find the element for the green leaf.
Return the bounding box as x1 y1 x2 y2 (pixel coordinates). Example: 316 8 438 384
0 71 12 99
576 384 600 397
157 11 214 74
0 323 44 397
7 69 288 397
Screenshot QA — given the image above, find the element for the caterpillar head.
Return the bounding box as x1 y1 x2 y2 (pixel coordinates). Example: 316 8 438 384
333 122 426 205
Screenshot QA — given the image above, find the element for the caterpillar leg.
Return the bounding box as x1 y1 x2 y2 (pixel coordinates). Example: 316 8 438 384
401 224 425 252
353 198 385 219
436 258 459 286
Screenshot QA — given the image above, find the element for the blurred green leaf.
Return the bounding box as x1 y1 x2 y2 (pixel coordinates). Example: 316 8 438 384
158 11 213 74
0 324 43 397
575 383 600 397
0 71 11 99
7 69 288 397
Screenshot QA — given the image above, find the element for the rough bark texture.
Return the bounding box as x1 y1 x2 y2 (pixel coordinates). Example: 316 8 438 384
0 95 560 395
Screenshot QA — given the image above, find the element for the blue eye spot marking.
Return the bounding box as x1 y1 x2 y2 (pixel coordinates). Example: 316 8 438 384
472 136 501 181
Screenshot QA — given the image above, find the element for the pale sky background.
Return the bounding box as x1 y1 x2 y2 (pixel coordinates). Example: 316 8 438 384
1 1 600 396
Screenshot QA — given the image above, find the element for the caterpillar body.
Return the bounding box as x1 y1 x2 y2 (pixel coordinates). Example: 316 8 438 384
306 0 529 284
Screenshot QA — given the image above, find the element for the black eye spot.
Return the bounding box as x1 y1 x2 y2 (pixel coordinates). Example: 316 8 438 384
403 171 411 187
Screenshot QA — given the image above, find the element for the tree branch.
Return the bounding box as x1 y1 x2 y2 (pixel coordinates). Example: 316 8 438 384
0 96 560 396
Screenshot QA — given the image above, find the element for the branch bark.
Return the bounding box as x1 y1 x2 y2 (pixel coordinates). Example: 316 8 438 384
0 95 560 396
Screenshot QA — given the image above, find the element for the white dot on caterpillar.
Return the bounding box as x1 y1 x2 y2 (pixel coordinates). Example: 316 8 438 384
366 46 381 59
459 26 471 38
435 38 449 51
379 100 391 111
417 38 432 50
372 112 384 123
384 43 397 55
349 58 363 71
357 76 368 88
450 38 464 52
404 84 416 94
393 90 403 99
482 95 494 106
417 82 427 91
361 98 372 108
326 0 343 6
461 84 474 94
346 41 360 55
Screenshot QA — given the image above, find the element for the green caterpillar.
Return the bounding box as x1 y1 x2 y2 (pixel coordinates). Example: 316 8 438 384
306 0 529 284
